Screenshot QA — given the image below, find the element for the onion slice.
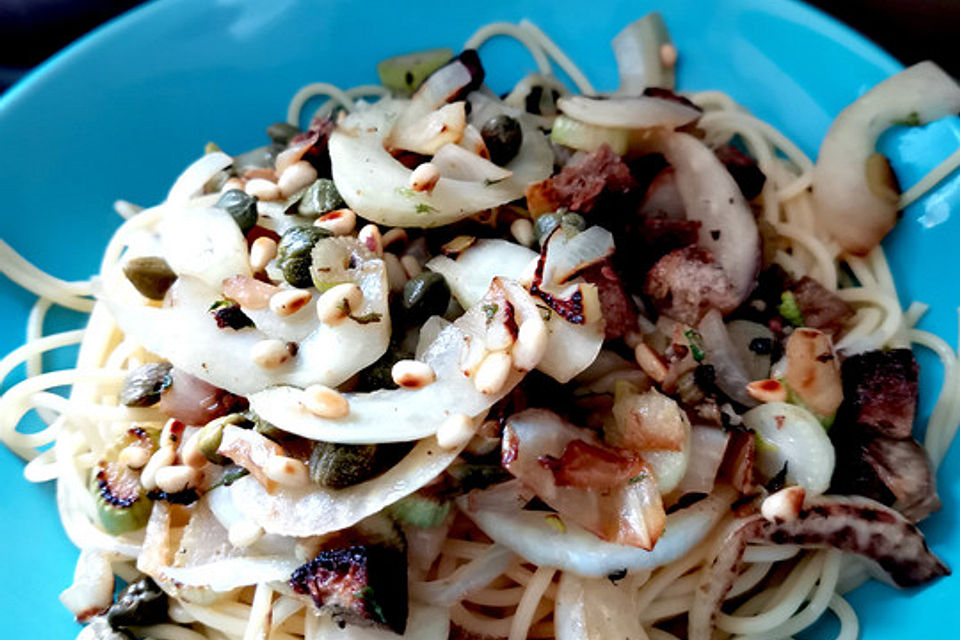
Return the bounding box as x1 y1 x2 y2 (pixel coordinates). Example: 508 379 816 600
698 309 757 407
555 572 648 640
166 151 232 203
557 95 700 130
813 61 960 254
431 143 512 182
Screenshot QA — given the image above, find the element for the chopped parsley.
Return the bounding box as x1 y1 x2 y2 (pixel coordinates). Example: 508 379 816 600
684 329 706 362
414 202 437 214
778 291 805 327
482 303 499 323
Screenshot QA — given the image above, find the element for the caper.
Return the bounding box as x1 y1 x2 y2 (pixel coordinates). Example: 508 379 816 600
402 272 450 324
233 143 283 176
309 441 381 488
298 178 344 217
266 121 302 146
119 362 173 407
122 257 177 300
105 577 168 629
533 212 562 246
216 189 258 234
277 225 331 287
481 114 523 166
561 212 586 235
196 420 228 465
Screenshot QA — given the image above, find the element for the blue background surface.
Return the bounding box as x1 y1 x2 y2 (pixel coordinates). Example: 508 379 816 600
0 0 957 637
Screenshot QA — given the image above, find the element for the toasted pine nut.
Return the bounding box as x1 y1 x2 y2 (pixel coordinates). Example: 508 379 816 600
761 486 805 523
400 255 422 279
314 208 356 236
391 360 436 389
409 162 440 193
485 321 516 352
263 455 311 488
316 283 364 326
245 178 281 201
249 237 278 272
512 318 548 371
160 418 185 448
228 520 265 548
358 224 383 256
660 43 678 68
140 445 177 491
634 343 668 383
154 465 199 494
473 351 512 395
510 218 535 248
301 384 350 419
278 161 318 198
436 413 475 450
746 379 788 404
383 252 408 294
381 228 408 250
118 445 150 470
222 177 246 193
270 289 312 317
251 339 297 369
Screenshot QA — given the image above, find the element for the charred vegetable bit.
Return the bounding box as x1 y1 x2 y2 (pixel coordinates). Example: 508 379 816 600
290 544 408 633
92 427 159 534
216 189 258 234
146 488 200 505
837 349 919 439
105 577 168 630
119 362 173 407
277 225 332 287
481 114 523 166
122 256 177 301
209 299 255 330
714 144 766 201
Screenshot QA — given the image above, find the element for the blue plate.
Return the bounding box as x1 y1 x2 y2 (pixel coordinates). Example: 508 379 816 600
1 0 957 637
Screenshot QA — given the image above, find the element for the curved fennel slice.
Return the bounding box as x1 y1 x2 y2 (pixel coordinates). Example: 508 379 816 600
329 95 552 228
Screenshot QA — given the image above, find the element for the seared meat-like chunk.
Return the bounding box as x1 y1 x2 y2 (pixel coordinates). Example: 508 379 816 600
643 246 739 325
838 349 919 439
578 260 637 339
713 144 766 201
525 144 637 215
290 544 408 633
789 276 854 336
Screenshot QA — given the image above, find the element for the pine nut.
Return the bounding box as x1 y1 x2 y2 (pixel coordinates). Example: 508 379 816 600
245 178 281 201
118 445 150 470
251 339 297 369
634 343 668 383
270 289 312 317
316 283 364 326
473 351 512 395
301 384 350 419
140 445 177 491
278 161 318 198
228 520 265 548
510 218 535 247
358 224 383 256
383 252 408 294
512 318 548 371
400 255 422 279
180 430 208 469
391 360 436 389
409 162 440 193
154 465 199 494
659 43 678 68
263 455 311 488
436 414 475 450
314 208 356 236
249 237 278 272
222 177 246 193
761 486 805 523
160 418 185 448
381 228 407 250
746 379 788 404
485 321 515 352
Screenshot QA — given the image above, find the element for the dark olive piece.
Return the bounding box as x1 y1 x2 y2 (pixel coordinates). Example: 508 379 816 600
267 122 302 145
298 179 345 217
277 226 331 287
216 189 258 234
232 144 284 176
105 577 168 629
309 441 381 488
119 362 173 408
402 272 450 324
560 212 586 235
533 212 562 246
480 114 523 166
122 257 177 300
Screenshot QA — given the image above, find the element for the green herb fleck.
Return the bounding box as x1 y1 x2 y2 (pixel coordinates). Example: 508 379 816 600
350 311 383 325
897 111 921 127
684 329 706 362
208 298 233 311
482 176 509 186
628 473 648 484
483 303 499 323
537 305 552 322
414 203 437 214
353 587 387 624
204 141 222 154
778 291 805 327
395 187 416 198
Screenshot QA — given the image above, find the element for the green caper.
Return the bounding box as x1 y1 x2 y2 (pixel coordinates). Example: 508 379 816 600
298 178 344 217
561 212 586 236
196 420 228 465
402 272 450 324
277 225 331 287
105 577 168 628
533 212 562 246
216 189 258 234
309 441 381 488
266 122 302 145
233 144 283 176
122 257 177 301
480 114 523 166
119 362 173 407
